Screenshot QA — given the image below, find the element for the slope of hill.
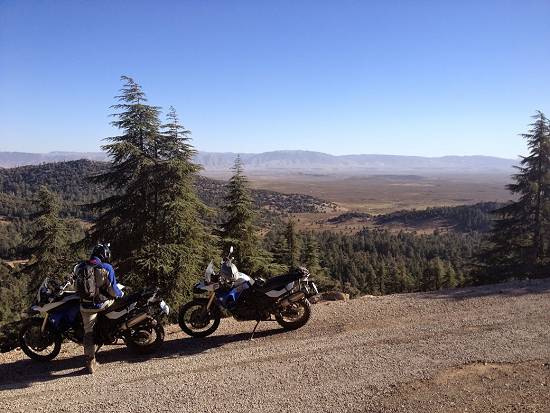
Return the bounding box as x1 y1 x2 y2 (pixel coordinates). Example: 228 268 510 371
0 159 333 218
325 202 503 233
0 151 108 167
0 279 548 412
0 150 517 175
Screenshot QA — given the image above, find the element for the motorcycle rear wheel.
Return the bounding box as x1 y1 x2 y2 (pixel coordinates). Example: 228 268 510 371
178 299 220 338
19 318 62 362
275 299 311 331
125 322 165 355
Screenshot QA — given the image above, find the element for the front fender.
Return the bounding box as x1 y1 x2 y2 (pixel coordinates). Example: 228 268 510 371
182 297 223 318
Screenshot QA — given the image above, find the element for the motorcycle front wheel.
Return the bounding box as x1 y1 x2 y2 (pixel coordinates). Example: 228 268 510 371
19 318 62 362
275 299 311 331
125 322 165 355
178 299 220 338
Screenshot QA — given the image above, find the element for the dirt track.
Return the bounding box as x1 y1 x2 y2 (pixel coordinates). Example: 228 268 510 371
1 280 549 413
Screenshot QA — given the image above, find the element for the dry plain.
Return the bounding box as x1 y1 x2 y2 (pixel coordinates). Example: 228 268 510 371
247 173 512 213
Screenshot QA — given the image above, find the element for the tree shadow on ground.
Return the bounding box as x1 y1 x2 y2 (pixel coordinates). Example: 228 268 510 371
416 279 550 301
0 325 286 391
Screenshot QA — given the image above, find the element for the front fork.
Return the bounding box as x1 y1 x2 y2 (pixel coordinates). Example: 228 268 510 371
205 292 216 310
41 314 49 333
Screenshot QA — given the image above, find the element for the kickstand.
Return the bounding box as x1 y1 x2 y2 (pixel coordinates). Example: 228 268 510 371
95 344 103 356
250 320 261 341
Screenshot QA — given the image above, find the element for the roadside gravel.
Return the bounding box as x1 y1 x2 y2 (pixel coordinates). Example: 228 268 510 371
0 279 549 412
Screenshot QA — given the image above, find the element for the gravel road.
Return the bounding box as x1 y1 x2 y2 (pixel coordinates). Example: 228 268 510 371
1 280 549 413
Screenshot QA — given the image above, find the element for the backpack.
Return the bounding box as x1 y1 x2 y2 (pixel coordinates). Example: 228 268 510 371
75 262 109 303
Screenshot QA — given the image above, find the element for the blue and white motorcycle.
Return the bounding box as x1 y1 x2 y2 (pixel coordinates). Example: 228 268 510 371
178 247 318 338
19 276 170 361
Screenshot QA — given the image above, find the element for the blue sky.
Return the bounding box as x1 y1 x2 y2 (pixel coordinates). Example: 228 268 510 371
1 0 549 158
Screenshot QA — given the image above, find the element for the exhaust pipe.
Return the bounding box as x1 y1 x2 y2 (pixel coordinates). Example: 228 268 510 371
279 291 305 308
121 313 150 330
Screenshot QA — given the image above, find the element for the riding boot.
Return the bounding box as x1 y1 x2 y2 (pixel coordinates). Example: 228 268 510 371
86 356 98 374
83 332 98 374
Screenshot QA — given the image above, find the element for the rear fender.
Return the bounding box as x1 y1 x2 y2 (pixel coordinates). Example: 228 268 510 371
264 282 295 298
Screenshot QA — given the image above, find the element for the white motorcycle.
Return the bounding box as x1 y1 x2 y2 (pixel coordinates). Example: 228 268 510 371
19 277 169 361
178 247 318 339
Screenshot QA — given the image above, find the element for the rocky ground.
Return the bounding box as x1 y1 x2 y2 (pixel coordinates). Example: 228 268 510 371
0 279 549 413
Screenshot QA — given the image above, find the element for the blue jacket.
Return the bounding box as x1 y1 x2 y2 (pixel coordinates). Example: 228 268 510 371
89 256 123 298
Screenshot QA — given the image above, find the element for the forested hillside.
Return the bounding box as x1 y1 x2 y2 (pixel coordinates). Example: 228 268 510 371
376 203 502 232
327 203 502 233
0 160 333 219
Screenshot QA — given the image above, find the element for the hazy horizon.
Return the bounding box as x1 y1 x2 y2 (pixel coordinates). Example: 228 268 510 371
0 148 520 160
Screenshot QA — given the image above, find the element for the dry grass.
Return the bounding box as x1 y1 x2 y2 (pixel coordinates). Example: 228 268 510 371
249 173 512 233
249 173 512 214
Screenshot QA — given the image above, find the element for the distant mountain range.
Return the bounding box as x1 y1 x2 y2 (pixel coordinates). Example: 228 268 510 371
0 150 517 175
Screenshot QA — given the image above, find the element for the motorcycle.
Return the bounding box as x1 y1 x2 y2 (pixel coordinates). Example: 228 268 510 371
19 276 170 361
178 246 318 339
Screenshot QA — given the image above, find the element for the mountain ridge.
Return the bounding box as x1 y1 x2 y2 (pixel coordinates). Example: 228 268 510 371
0 150 517 174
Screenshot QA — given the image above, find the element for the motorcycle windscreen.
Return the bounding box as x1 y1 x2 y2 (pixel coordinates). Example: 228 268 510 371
204 261 215 283
49 302 81 332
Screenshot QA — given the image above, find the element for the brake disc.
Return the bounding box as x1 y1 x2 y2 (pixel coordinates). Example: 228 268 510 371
190 309 209 329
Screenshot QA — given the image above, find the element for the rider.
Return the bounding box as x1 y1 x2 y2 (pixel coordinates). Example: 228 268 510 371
76 243 123 374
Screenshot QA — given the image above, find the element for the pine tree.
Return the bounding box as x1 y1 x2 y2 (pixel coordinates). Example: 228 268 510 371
25 186 70 283
303 234 321 273
422 257 446 290
364 262 377 293
271 231 290 264
133 106 214 307
90 76 162 273
443 262 457 288
219 156 270 275
285 218 301 269
477 111 550 281
90 77 213 309
377 263 386 295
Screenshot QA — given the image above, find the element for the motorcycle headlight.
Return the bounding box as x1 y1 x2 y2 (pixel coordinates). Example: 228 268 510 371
159 300 170 316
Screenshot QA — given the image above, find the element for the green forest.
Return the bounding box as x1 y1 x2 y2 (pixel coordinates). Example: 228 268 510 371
1 77 549 334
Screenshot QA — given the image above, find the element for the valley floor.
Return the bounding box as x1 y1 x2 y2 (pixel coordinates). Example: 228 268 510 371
0 280 549 412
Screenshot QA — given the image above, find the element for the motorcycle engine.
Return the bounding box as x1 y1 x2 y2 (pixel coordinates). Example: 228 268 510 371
231 291 271 321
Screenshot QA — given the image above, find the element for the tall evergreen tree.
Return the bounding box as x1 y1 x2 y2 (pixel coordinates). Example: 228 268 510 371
90 77 213 308
134 106 215 306
219 156 270 275
422 257 445 290
90 76 162 272
25 186 70 283
477 111 550 281
303 234 321 273
285 218 301 269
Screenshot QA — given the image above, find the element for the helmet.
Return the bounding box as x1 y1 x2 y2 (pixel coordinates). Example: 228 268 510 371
91 243 111 263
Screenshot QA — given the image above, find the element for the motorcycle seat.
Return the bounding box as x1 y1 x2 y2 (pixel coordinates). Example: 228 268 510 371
256 272 302 293
104 292 140 313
